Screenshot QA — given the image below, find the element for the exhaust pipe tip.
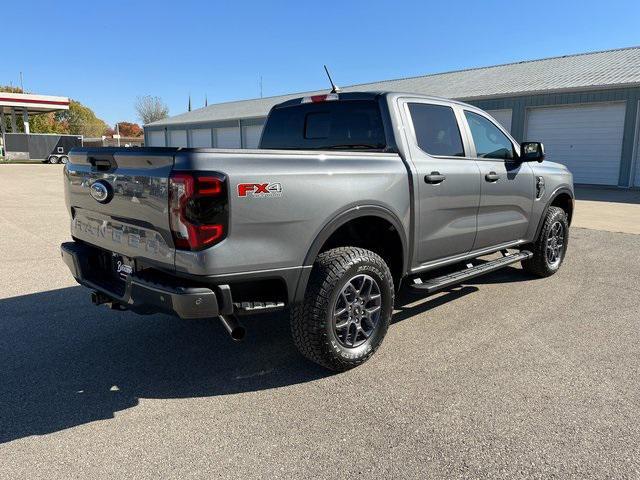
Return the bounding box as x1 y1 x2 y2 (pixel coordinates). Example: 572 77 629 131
218 315 246 342
230 325 246 342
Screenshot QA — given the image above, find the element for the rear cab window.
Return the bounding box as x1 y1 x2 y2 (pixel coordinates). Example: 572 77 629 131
260 99 387 151
407 103 465 157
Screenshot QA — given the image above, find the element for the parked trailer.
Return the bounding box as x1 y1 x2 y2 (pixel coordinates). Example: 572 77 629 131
3 133 83 164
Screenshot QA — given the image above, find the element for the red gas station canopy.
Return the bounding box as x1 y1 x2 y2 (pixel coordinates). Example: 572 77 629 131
0 92 70 115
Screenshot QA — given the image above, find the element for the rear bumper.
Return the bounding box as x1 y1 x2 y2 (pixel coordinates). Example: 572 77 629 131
60 241 232 319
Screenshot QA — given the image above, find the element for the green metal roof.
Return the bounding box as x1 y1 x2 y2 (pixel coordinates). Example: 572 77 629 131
148 46 640 127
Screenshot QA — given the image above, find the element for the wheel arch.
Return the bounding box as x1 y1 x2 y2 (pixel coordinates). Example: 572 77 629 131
293 205 408 302
534 186 574 240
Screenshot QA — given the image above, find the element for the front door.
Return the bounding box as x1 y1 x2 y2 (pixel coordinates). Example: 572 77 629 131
402 100 481 265
462 110 534 249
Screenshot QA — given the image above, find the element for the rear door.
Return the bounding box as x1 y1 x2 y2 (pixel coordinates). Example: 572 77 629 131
65 149 176 269
400 99 481 264
461 109 534 249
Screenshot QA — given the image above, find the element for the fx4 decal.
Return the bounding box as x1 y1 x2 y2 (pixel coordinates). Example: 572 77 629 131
237 182 283 198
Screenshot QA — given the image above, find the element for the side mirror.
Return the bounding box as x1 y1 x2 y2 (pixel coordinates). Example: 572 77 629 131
520 142 545 162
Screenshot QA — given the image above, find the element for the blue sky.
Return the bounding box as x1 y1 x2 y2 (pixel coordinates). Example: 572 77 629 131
3 0 639 126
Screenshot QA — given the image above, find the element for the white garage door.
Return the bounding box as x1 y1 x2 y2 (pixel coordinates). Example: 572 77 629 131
242 124 264 149
526 103 626 185
168 130 188 148
147 130 165 147
215 127 241 148
191 128 212 148
486 109 512 132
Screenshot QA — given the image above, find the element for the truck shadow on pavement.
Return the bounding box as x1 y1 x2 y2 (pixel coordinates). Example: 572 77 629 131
0 266 532 444
0 286 331 444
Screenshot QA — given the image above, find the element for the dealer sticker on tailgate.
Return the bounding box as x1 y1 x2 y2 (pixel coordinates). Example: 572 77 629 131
112 253 134 280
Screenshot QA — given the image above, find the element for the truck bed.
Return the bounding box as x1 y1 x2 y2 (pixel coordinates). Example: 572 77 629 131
65 147 409 282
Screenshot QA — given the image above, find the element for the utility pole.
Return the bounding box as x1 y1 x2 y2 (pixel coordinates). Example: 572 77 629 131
115 123 121 147
19 72 24 92
259 75 263 98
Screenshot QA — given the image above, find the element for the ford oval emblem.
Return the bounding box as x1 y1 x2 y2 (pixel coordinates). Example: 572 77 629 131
90 180 112 203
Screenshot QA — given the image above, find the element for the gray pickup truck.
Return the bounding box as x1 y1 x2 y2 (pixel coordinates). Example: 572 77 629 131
61 91 573 371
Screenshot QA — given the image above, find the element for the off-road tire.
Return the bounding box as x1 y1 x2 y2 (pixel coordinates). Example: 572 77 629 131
290 247 394 372
521 206 569 277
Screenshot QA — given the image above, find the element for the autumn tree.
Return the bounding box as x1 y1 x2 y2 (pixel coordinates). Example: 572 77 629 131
57 100 109 137
0 85 23 93
116 121 143 137
135 95 169 124
30 112 67 134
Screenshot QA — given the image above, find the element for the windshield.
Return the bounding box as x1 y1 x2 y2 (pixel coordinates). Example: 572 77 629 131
260 100 387 151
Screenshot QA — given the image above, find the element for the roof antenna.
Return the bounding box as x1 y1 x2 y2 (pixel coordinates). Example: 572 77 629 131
323 65 340 93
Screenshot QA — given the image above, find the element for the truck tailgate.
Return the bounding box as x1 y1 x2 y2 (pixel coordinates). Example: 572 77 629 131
64 148 176 270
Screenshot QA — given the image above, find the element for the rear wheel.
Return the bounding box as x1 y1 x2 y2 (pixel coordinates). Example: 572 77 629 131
59 155 69 164
48 155 59 164
521 206 569 277
290 247 394 371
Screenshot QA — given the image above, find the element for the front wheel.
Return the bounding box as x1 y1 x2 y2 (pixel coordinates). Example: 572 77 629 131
521 206 569 277
290 247 394 371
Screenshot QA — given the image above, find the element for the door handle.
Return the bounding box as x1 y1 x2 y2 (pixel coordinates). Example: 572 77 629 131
485 172 500 182
425 172 446 184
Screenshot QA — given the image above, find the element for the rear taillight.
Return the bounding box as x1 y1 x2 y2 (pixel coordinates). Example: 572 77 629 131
169 172 228 251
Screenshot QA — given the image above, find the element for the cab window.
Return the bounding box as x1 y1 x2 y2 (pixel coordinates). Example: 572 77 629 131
408 103 465 157
464 111 515 160
260 100 386 151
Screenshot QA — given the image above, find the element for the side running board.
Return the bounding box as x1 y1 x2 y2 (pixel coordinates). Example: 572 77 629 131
411 250 533 294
